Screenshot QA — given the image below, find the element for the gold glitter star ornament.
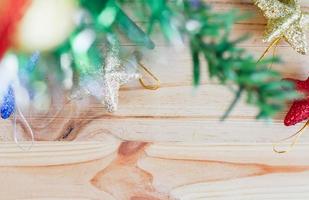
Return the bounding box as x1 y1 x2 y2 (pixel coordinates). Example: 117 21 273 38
254 0 309 54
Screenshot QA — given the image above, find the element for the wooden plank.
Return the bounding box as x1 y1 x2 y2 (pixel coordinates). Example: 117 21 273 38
170 173 309 200
0 140 120 166
2 23 302 162
1 142 309 199
1 1 309 199
146 143 309 165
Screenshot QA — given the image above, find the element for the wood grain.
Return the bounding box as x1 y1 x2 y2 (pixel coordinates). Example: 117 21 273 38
1 0 309 199
1 141 309 199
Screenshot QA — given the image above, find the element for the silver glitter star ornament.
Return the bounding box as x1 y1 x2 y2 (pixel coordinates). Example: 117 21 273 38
100 44 140 112
72 40 140 112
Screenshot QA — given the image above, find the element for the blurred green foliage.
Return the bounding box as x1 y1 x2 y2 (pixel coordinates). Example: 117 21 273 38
24 0 296 120
115 0 298 120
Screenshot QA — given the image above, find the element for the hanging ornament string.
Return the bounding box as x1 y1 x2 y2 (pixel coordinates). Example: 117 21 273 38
273 77 309 153
254 0 309 151
253 35 305 154
251 28 308 154
138 62 160 90
28 97 72 130
0 84 34 150
268 38 281 69
273 120 309 153
257 37 282 63
13 106 34 151
254 0 309 154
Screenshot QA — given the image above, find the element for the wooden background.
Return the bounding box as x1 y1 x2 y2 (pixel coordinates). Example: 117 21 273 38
1 0 309 199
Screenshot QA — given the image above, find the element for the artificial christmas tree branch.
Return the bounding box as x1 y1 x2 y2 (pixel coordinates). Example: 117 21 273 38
0 0 299 121
221 86 244 121
119 0 298 119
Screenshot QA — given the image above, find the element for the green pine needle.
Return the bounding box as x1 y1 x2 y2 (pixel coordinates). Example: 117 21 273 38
118 0 298 120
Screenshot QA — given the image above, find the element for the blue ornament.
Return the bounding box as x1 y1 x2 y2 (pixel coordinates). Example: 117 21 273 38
1 86 15 119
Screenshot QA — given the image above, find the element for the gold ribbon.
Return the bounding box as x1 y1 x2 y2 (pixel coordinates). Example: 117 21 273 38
138 62 160 90
257 36 309 154
255 36 308 154
273 120 309 154
257 37 282 63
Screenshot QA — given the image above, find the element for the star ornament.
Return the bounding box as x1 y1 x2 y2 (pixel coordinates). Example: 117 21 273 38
72 42 140 112
73 64 140 113
100 67 140 112
284 77 309 126
254 0 309 54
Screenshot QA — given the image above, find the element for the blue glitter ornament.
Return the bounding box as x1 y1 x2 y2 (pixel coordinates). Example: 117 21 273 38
0 86 15 119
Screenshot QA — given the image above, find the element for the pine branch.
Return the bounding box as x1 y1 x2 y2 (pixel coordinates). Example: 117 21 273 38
117 0 299 120
15 0 297 121
221 86 243 121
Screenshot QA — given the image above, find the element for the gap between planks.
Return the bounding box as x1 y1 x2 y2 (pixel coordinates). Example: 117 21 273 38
1 142 309 166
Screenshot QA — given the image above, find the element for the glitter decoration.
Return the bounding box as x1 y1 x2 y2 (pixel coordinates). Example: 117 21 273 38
99 42 140 112
72 38 140 112
284 77 309 126
0 86 15 119
254 0 309 54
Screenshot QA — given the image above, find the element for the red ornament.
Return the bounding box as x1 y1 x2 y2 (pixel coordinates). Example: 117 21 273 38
284 77 309 126
0 0 30 59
